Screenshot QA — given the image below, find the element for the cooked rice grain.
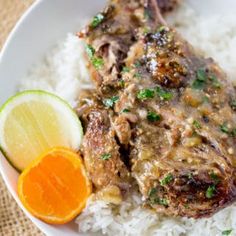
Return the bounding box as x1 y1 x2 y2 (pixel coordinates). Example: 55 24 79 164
19 34 93 107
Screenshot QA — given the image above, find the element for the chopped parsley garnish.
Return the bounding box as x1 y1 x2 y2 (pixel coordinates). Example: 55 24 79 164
147 111 161 122
101 153 112 160
230 99 236 110
91 57 104 70
157 198 168 206
122 108 130 113
118 80 125 87
206 185 216 199
91 13 104 28
134 60 142 68
143 26 151 34
231 128 236 137
85 44 104 70
192 69 221 90
144 8 151 19
197 68 207 81
156 86 173 100
160 173 174 186
222 229 232 235
209 75 221 88
157 25 167 33
192 69 207 90
85 44 95 58
151 197 168 206
137 89 155 100
148 188 168 207
122 66 130 73
220 123 229 134
219 123 236 137
202 96 210 103
210 172 220 184
193 120 201 129
184 204 190 209
134 72 142 78
103 96 119 108
187 172 193 180
148 188 157 197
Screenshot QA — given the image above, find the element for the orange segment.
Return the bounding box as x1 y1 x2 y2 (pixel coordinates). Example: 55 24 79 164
17 147 91 224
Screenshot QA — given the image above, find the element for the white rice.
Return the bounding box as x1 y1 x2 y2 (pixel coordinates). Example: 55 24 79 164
20 1 236 235
76 190 236 236
19 34 93 107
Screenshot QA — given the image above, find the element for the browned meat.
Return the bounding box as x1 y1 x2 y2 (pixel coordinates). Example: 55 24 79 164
77 91 131 194
79 0 141 88
79 0 169 90
157 0 180 13
78 0 236 218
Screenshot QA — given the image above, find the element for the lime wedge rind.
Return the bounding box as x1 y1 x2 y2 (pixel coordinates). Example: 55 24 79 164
0 90 83 172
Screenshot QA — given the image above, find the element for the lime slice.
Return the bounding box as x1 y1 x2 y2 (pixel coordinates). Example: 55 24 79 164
0 90 83 171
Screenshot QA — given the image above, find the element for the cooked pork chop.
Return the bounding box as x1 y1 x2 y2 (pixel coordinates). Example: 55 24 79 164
78 0 236 218
77 91 131 192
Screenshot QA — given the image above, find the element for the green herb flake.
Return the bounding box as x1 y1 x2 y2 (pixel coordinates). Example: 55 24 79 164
147 111 161 122
193 120 201 129
156 86 173 100
122 108 130 113
91 57 104 70
192 69 207 90
202 96 210 103
143 26 151 34
85 44 104 70
122 66 130 73
187 172 193 180
148 188 168 207
210 172 220 184
91 13 104 28
230 99 236 109
197 68 207 81
231 128 236 137
209 75 221 89
184 204 190 209
118 80 125 87
220 123 229 134
157 198 168 206
157 25 167 33
148 188 157 198
192 78 205 89
144 8 151 19
101 153 112 160
160 173 174 186
206 185 216 199
134 61 142 68
222 229 232 235
103 96 119 108
85 44 95 58
137 89 155 100
134 72 142 78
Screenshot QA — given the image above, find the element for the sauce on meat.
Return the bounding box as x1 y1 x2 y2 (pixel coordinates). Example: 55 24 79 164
77 0 236 218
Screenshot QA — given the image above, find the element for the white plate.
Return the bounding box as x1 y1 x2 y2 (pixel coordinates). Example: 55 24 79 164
0 0 235 235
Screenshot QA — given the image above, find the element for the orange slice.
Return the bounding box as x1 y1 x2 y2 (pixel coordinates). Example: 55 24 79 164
17 147 91 224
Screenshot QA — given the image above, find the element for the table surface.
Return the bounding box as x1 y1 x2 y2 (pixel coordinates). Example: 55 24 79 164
0 0 44 235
